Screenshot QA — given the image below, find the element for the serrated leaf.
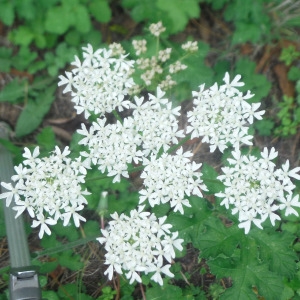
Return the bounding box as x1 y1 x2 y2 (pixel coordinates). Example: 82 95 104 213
89 0 111 23
197 215 241 257
251 229 297 278
0 78 27 103
156 0 200 34
210 258 284 300
15 85 56 137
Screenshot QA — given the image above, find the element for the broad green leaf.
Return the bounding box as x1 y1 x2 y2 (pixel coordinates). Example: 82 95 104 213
0 1 14 25
196 215 241 258
234 58 271 102
9 26 34 46
89 0 111 23
156 0 201 34
15 84 56 137
0 78 27 103
251 229 297 278
73 5 91 33
231 22 262 44
122 0 158 23
36 126 56 151
209 258 284 300
45 6 74 34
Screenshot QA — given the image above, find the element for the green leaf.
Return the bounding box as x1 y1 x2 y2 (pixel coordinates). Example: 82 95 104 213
122 0 158 23
36 127 56 151
83 220 100 238
201 163 224 194
197 215 241 258
0 79 27 103
210 258 284 300
156 0 200 34
146 284 183 299
45 5 74 34
12 46 38 71
254 119 274 136
0 1 14 25
231 22 262 44
234 58 271 102
252 229 297 278
57 250 84 271
42 291 60 300
0 47 12 72
89 0 111 23
15 84 56 137
73 4 91 33
9 26 34 46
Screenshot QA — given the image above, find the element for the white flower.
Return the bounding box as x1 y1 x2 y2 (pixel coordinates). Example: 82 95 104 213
216 147 300 233
0 146 90 238
98 207 182 285
132 39 147 56
187 73 264 152
139 149 207 212
149 21 166 37
58 44 135 119
181 41 198 52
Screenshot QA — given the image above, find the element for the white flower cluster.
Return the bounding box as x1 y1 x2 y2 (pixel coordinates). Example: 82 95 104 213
216 147 300 234
58 44 135 119
187 72 265 152
97 206 183 285
78 87 185 183
149 21 166 37
140 148 207 214
0 147 89 238
131 22 194 90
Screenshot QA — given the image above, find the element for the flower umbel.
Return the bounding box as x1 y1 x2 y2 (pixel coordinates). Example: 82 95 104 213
0 146 90 238
216 147 300 233
187 73 265 152
97 206 183 285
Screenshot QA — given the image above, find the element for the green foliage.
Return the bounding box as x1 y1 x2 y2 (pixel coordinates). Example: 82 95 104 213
280 45 300 66
196 215 297 299
15 82 56 137
274 95 300 136
122 0 201 35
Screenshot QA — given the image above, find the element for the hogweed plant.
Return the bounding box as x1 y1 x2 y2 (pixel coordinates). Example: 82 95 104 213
1 22 300 299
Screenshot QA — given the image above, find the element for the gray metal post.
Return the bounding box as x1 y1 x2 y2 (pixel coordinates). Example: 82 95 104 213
0 123 42 300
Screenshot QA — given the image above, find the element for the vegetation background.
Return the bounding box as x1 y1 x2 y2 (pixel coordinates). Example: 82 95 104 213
0 0 300 299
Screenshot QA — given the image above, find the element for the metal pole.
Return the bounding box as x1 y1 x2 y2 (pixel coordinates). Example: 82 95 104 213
0 123 41 300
